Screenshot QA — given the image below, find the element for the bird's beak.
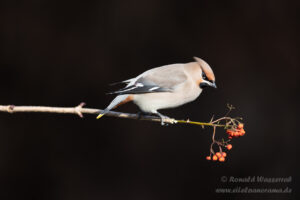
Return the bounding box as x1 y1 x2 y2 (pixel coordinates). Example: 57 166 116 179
211 82 217 89
200 81 217 89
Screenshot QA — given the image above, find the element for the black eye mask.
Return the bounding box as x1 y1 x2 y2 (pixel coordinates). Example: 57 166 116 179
202 72 213 83
202 72 208 80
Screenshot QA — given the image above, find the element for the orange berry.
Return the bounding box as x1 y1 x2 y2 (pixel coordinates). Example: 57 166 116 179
219 157 225 162
228 136 233 139
240 129 245 136
216 152 222 158
227 144 233 150
234 132 240 137
227 130 236 137
221 152 227 157
238 123 244 129
212 155 218 161
206 156 211 160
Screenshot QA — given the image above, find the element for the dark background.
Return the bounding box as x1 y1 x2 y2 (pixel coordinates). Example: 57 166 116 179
0 0 299 199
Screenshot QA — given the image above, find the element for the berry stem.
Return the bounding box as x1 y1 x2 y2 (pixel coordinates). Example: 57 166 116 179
176 120 232 127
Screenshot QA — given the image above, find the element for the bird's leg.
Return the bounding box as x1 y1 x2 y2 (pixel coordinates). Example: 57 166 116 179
154 111 171 126
137 111 151 120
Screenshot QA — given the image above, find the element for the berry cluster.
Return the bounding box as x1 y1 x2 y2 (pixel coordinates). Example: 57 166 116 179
226 123 245 139
206 123 245 162
206 151 227 162
206 144 232 162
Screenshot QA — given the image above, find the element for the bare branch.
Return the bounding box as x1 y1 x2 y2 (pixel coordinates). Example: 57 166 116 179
0 103 166 123
0 103 236 126
0 103 246 162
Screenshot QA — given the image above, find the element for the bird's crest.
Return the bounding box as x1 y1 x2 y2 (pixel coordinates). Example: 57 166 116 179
194 57 215 82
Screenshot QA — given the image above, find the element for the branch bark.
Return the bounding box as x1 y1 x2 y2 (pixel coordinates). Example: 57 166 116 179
0 103 171 123
0 103 232 127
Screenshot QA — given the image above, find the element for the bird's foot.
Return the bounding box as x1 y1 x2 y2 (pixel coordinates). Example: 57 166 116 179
160 116 169 126
155 112 177 126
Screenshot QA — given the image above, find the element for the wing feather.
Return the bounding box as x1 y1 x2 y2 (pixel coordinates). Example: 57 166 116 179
109 64 187 95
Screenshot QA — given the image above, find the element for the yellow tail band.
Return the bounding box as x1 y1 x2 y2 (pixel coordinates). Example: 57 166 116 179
96 114 104 119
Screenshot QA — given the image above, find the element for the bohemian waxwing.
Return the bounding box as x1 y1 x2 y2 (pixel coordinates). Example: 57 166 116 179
97 57 216 125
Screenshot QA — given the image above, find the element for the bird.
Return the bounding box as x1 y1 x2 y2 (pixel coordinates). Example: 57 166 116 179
97 57 216 125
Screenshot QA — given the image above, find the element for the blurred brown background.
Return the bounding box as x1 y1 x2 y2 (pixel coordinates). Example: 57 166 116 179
0 0 299 199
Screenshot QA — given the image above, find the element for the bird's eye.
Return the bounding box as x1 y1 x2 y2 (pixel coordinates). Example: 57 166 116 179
202 72 208 80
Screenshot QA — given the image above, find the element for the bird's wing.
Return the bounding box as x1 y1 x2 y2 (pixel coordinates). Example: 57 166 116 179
109 64 188 95
109 78 135 86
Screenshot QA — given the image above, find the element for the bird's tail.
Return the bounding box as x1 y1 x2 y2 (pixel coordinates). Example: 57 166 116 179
96 95 129 119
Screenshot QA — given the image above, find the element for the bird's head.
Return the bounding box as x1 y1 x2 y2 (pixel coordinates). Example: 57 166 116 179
194 57 217 89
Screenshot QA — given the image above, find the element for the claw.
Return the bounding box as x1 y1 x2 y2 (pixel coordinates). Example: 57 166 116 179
154 112 176 126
